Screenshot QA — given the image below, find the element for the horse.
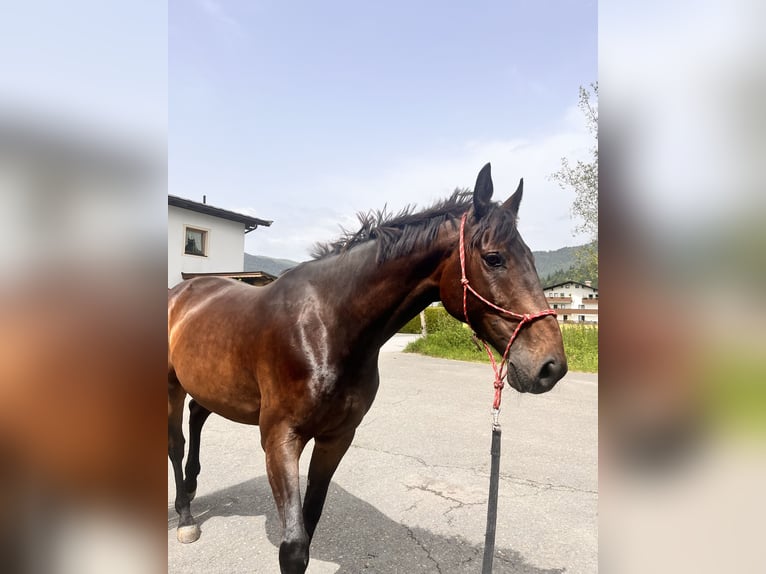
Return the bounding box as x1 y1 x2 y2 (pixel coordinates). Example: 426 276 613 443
167 163 567 573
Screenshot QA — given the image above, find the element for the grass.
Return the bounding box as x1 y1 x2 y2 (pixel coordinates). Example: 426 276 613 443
559 324 599 373
403 321 498 363
403 317 598 373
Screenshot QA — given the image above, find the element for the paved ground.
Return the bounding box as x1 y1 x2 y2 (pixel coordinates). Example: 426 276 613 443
168 335 598 573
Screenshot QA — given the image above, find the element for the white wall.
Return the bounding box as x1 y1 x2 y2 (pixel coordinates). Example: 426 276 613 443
168 206 246 287
545 283 599 324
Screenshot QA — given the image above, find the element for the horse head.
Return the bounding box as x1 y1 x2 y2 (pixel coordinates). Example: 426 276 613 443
440 163 567 394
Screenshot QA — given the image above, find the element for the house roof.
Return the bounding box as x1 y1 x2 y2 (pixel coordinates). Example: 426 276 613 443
169 195 272 233
543 280 598 291
181 270 277 286
553 308 598 315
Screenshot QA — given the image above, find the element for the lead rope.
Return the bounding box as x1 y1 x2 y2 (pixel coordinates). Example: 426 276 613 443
482 419 502 574
457 213 556 573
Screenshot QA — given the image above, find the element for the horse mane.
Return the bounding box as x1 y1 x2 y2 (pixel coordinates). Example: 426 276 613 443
312 188 476 262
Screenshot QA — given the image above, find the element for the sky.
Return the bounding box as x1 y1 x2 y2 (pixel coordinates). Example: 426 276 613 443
170 0 597 262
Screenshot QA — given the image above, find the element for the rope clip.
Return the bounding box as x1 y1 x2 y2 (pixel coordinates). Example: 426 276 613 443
491 408 501 430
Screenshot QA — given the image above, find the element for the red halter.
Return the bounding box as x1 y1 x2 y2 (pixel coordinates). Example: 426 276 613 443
458 213 557 411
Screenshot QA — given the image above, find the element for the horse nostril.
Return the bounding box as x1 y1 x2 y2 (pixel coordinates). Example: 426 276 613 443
539 360 555 381
538 356 567 386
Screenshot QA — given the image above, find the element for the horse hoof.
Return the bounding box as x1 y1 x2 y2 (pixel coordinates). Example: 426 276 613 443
177 524 201 544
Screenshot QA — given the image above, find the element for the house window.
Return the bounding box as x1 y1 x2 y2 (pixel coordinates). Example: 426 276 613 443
184 226 207 256
579 304 585 309
579 315 585 322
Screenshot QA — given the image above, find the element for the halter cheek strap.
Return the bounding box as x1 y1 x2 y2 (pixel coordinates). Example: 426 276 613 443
458 213 557 411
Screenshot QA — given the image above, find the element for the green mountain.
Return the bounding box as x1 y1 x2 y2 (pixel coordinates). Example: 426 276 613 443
243 253 301 276
540 264 598 289
534 243 598 288
533 245 583 279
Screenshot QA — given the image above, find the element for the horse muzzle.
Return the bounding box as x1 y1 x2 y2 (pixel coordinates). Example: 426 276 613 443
507 355 568 394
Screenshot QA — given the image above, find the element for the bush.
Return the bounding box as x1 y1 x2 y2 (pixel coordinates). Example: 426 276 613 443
404 319 492 362
397 305 456 335
423 306 455 334
399 315 423 334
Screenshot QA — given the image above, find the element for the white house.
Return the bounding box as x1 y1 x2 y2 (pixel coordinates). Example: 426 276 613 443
168 195 272 288
544 280 599 324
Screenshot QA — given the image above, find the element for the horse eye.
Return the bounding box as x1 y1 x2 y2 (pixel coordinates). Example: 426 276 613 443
482 252 504 268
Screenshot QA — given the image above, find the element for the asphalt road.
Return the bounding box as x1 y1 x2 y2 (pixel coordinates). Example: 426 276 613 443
168 336 598 573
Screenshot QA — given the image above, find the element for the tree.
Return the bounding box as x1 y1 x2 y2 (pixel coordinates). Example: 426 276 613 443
541 262 598 290
551 83 598 280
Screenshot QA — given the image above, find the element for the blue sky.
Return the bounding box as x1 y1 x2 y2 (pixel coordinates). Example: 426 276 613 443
170 0 597 261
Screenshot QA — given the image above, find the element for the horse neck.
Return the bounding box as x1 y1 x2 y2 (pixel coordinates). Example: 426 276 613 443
308 232 456 349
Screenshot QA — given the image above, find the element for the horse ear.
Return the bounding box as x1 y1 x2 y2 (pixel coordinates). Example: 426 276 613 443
502 178 523 215
473 163 494 219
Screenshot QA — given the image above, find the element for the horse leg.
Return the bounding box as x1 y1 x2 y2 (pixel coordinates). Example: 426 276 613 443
303 431 355 541
183 399 211 501
168 379 200 543
262 422 309 574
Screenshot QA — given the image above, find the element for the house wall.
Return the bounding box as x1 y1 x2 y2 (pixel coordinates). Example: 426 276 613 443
544 282 599 324
168 206 246 287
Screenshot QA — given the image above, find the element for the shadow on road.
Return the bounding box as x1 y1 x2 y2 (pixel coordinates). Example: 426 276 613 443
168 476 565 573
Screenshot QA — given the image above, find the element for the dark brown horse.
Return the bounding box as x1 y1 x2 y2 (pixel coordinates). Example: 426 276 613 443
167 164 567 573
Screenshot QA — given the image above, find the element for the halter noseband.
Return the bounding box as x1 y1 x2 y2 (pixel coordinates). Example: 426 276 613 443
458 213 557 411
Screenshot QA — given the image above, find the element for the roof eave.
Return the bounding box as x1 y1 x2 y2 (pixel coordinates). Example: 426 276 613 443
169 195 272 228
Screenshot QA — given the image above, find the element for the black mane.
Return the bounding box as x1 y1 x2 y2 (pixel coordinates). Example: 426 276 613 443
312 188 474 262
